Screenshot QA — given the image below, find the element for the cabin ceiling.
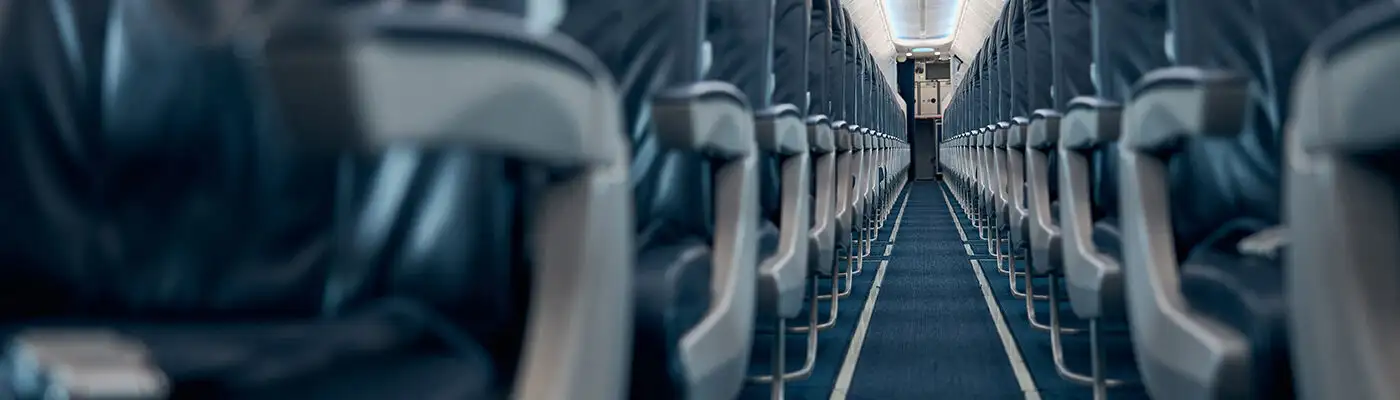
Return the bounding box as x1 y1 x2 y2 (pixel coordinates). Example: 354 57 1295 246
846 0 1003 79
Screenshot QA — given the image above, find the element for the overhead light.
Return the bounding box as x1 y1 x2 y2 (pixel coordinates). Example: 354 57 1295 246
911 48 936 53
934 51 941 55
906 52 913 56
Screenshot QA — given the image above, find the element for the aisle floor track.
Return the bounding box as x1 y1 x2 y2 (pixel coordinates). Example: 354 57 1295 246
843 181 1028 400
739 181 912 400
942 181 1150 400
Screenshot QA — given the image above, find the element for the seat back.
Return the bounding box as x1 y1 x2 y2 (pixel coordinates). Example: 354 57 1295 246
1156 0 1369 397
1020 0 1054 234
755 0 814 319
805 0 838 274
1090 0 1171 224
1009 0 1030 120
1049 0 1093 110
997 5 1014 124
1001 1 1029 215
1286 3 1400 399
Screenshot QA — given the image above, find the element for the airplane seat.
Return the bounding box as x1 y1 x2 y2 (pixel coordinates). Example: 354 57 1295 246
1025 0 1090 277
2 0 642 399
1060 0 1171 323
1166 53 1290 399
1005 0 1030 255
618 0 768 397
990 5 1017 250
829 9 854 264
842 15 873 267
763 0 833 373
1284 3 1400 399
1027 110 1063 276
806 0 837 280
743 3 816 391
747 0 813 326
1018 0 1052 269
1117 0 1372 396
278 1 643 398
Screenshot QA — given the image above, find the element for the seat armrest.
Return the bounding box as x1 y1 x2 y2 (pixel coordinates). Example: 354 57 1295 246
1061 97 1123 151
265 6 625 168
1028 110 1061 150
1122 67 1249 153
756 104 807 155
806 115 836 154
1008 118 1028 149
655 82 758 160
806 119 837 273
755 105 812 318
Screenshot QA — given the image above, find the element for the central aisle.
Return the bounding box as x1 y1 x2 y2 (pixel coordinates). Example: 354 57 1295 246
845 181 1025 399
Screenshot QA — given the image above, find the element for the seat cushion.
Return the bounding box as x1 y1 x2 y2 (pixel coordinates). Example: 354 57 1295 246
757 221 782 264
631 239 713 399
1180 222 1291 398
1091 217 1122 262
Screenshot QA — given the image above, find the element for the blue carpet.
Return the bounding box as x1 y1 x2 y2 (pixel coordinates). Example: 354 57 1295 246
740 180 1152 399
945 181 1150 400
739 183 911 400
846 181 1024 399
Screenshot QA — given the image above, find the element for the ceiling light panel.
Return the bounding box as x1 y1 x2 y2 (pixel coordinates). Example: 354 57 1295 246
884 0 961 41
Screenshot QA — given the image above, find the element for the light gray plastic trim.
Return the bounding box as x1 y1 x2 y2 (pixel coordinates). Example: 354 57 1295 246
807 115 836 154
1121 67 1249 152
523 137 636 400
1027 114 1062 275
756 106 812 319
1287 15 1400 400
834 125 854 245
655 82 758 160
1008 117 1029 148
266 9 626 170
834 121 852 151
1028 110 1061 149
1052 113 1120 320
1060 97 1123 150
849 126 868 225
651 81 760 400
807 118 837 276
1057 101 1124 320
1119 67 1252 399
1007 121 1030 251
992 125 1010 226
757 105 809 156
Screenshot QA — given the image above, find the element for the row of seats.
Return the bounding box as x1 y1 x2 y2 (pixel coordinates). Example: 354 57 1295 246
0 0 908 399
938 0 1397 398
